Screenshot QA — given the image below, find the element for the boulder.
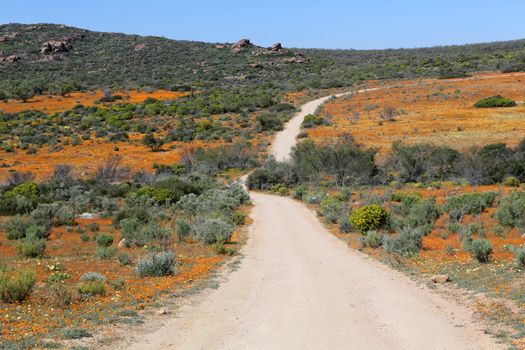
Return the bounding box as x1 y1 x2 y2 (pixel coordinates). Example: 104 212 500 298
0 55 21 63
271 42 282 51
231 38 251 52
430 274 449 284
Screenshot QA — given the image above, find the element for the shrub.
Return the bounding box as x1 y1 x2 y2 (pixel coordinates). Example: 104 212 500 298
49 282 72 308
474 95 516 108
117 253 132 266
400 198 440 234
3 216 32 240
120 219 171 247
135 251 176 277
175 219 191 242
192 218 234 244
6 182 39 199
302 114 328 128
359 231 383 248
61 328 92 339
77 281 106 296
466 239 493 263
0 269 36 303
95 246 117 259
444 192 498 221
86 222 100 232
319 196 345 224
349 205 387 234
504 176 520 187
96 234 114 247
81 272 106 282
512 246 525 270
383 227 424 256
16 237 46 258
496 192 525 228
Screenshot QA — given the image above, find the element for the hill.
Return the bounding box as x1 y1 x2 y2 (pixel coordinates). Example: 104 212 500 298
1 23 525 97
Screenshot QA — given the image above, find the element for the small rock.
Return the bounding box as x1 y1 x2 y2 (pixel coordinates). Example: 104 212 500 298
78 212 98 219
158 309 168 315
231 38 251 52
118 238 128 249
430 274 449 283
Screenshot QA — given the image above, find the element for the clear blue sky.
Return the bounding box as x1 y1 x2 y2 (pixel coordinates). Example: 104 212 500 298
2 0 525 49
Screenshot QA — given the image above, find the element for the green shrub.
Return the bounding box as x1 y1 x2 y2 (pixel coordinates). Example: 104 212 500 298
504 176 520 187
3 216 32 240
402 198 440 233
86 222 100 232
359 231 383 248
270 183 289 196
77 281 106 296
444 192 498 221
81 272 105 282
135 251 176 277
512 246 525 270
175 219 191 242
474 95 516 108
137 185 172 203
349 205 388 233
16 237 46 258
96 234 114 247
466 239 493 263
61 328 92 339
383 228 424 256
5 182 39 199
496 192 525 228
0 269 36 303
193 218 234 244
120 219 171 247
95 246 117 259
319 196 345 224
49 282 72 308
302 114 328 128
117 253 132 266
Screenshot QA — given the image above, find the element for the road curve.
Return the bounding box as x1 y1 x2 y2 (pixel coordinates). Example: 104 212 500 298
118 75 524 349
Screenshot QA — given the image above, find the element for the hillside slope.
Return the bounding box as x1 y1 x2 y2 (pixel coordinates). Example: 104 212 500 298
1 23 525 94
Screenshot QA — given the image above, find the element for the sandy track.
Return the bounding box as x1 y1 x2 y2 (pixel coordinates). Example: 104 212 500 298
124 192 499 349
118 75 523 349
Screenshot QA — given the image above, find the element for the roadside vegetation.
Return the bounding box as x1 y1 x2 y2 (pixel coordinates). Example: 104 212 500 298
249 135 525 347
0 148 251 348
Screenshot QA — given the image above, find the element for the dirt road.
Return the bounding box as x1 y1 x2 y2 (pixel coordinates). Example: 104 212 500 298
119 76 519 349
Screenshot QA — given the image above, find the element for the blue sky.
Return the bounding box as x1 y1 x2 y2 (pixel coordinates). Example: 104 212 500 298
1 0 525 49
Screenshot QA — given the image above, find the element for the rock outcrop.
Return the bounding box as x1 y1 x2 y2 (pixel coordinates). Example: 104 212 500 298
0 55 21 63
231 39 251 53
40 34 85 54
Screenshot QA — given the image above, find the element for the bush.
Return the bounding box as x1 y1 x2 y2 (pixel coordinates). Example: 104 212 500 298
136 251 176 277
349 205 387 234
175 219 191 242
512 246 525 270
496 191 525 228
61 328 92 339
117 253 132 266
383 227 424 256
49 282 72 308
6 182 39 199
77 281 105 297
444 192 498 221
504 176 520 187
96 234 114 247
16 237 46 258
302 114 328 128
359 231 383 248
319 196 345 224
95 246 117 259
474 95 516 108
81 272 106 282
397 198 440 234
3 216 32 240
466 239 493 263
0 270 36 303
120 219 171 247
192 218 234 244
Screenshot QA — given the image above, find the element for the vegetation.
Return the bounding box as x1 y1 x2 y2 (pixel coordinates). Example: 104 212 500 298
349 205 388 234
136 251 177 277
474 95 517 108
0 270 36 303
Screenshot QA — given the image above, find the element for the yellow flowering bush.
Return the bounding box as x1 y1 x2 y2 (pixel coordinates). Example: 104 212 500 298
349 205 387 233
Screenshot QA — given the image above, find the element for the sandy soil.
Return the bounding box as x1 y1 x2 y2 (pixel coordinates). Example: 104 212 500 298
113 77 514 349
119 192 499 349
